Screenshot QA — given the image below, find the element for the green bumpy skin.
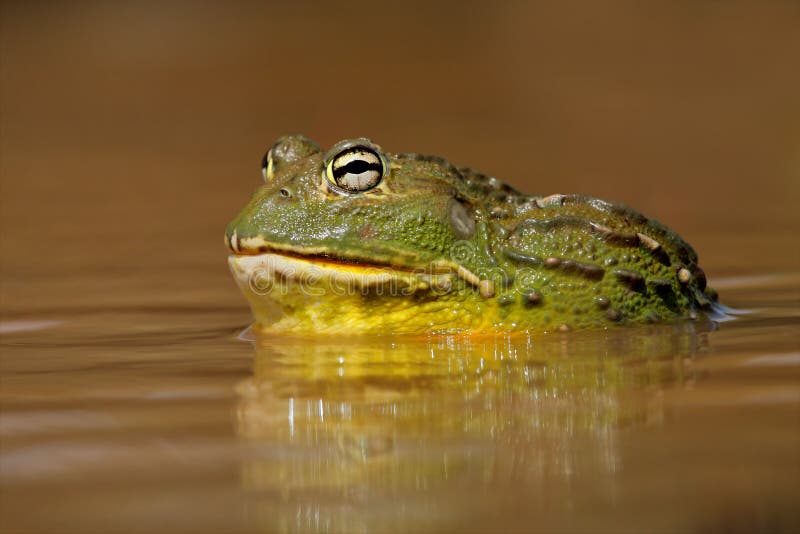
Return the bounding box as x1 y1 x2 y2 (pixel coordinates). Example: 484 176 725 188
225 135 719 335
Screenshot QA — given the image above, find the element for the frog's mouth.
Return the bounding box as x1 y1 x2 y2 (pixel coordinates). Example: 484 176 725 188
225 233 482 293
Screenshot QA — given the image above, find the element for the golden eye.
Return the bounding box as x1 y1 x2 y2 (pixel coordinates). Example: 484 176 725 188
325 146 385 193
261 148 275 182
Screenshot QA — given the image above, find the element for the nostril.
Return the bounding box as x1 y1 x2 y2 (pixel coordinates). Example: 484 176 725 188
279 188 293 199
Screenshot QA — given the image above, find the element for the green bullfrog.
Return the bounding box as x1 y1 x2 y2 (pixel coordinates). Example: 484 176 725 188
226 135 719 335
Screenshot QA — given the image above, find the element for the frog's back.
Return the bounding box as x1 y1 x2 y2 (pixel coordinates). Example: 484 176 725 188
458 166 716 329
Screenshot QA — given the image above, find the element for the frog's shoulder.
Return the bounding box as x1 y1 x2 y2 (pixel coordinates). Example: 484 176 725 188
457 166 529 205
392 152 529 204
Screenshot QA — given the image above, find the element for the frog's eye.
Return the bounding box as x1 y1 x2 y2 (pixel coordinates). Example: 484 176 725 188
262 135 322 182
261 149 275 182
325 146 385 193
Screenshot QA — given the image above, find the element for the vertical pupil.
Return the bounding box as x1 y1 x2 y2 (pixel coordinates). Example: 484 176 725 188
342 160 371 175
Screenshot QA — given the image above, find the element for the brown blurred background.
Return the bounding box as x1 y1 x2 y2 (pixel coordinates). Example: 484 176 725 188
2 1 799 312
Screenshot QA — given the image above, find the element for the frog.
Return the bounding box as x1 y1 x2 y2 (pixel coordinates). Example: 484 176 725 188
225 134 720 335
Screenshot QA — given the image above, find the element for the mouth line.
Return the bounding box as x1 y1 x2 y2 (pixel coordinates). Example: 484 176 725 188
225 232 446 273
244 248 428 274
224 232 482 286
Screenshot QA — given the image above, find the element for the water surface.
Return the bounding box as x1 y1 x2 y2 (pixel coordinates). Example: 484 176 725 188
1 252 798 533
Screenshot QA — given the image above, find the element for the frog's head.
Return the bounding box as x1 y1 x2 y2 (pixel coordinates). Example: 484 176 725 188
225 135 494 332
226 135 484 267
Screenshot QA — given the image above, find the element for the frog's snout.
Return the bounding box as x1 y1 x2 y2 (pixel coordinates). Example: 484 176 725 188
224 217 250 254
225 230 247 254
224 229 248 255
225 227 272 255
223 231 235 253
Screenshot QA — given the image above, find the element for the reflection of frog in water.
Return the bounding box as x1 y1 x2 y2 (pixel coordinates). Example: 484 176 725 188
226 135 719 334
235 327 704 531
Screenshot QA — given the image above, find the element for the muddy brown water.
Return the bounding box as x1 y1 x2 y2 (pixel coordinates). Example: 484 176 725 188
2 2 799 533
